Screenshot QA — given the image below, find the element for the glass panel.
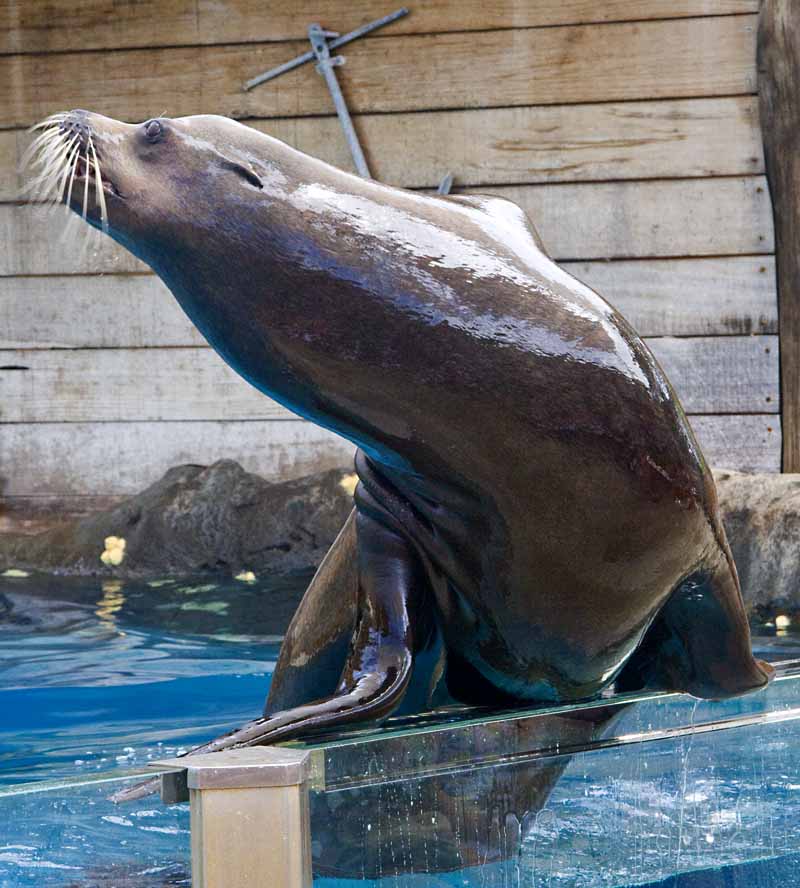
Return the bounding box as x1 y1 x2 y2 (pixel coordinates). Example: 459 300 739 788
305 660 800 885
0 771 190 887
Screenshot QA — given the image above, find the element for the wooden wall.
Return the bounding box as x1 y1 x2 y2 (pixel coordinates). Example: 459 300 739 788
0 1 780 517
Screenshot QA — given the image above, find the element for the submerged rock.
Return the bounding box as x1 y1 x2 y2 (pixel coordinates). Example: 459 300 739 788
0 460 355 578
714 469 800 616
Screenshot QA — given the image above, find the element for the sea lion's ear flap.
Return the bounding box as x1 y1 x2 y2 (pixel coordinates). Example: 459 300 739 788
216 154 263 190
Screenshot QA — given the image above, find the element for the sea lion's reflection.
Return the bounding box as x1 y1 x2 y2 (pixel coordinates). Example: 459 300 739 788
309 703 622 879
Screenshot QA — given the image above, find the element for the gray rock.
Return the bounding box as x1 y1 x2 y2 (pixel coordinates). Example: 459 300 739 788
714 469 800 614
1 462 797 614
0 460 355 578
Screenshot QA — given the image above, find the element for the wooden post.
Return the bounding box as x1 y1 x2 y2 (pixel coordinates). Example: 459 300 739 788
759 0 800 471
153 747 312 888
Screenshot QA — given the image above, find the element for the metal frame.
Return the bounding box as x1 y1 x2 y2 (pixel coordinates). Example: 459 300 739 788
243 7 453 192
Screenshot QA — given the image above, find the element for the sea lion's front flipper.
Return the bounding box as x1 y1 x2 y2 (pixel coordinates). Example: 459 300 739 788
180 507 425 755
617 551 774 700
111 507 426 803
265 509 359 716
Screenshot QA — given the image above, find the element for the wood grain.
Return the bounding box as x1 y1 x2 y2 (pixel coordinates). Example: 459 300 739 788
1 96 764 201
0 274 204 349
0 176 774 277
489 177 774 260
0 347 293 423
0 420 355 497
690 414 781 472
0 336 778 424
0 413 778 499
0 257 777 349
567 256 777 337
648 335 779 414
0 1 759 55
0 15 759 130
758 0 799 471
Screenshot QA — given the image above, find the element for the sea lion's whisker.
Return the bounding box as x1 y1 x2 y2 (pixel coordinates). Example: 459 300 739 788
28 113 69 132
25 133 75 198
26 129 67 167
20 130 63 169
89 136 109 233
58 205 81 244
57 138 81 203
64 144 82 208
82 154 90 220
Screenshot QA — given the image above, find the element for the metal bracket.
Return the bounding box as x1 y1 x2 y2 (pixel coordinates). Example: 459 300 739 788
307 22 371 178
243 7 453 191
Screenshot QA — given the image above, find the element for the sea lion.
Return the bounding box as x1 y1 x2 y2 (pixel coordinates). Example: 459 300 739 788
29 109 772 755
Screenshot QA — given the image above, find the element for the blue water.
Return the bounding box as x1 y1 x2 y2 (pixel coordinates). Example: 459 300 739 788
1 572 800 886
0 574 293 787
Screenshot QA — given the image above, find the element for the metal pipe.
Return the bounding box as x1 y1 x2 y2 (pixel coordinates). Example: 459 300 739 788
243 8 409 91
308 23 372 178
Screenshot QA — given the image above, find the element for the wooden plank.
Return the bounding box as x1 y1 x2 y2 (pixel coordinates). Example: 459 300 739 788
1 96 764 200
0 347 292 422
0 274 203 349
0 413 777 499
0 2 759 55
758 0 800 471
0 176 774 277
564 256 778 336
0 207 147 276
0 336 778 423
0 420 356 497
0 257 778 349
647 335 779 414
691 414 781 472
0 16 759 130
491 176 774 260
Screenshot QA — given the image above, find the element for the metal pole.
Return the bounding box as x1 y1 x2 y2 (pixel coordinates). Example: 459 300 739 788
153 747 312 888
308 23 371 178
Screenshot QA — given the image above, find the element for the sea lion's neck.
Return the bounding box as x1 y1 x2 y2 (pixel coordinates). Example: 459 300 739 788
152 176 422 470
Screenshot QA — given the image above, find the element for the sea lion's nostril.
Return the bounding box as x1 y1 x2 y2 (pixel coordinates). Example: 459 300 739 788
59 114 91 152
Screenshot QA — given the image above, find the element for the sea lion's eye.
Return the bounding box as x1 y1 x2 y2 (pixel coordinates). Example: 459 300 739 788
143 119 163 143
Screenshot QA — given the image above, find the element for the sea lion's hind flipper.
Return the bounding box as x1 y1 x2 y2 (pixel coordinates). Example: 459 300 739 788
616 556 774 700
265 510 359 716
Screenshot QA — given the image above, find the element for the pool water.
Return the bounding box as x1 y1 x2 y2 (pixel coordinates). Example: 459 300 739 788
0 572 304 787
1 572 800 887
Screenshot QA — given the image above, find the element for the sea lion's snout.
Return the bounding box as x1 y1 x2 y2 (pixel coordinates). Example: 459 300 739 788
25 108 133 233
58 110 91 152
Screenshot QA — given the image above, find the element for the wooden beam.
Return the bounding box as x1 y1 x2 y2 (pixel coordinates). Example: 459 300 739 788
0 414 778 499
0 257 777 349
2 96 765 200
0 177 774 277
0 16 759 129
0 336 779 424
0 2 759 55
758 0 800 471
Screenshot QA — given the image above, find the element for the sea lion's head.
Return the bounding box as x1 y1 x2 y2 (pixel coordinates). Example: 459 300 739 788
25 110 276 268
